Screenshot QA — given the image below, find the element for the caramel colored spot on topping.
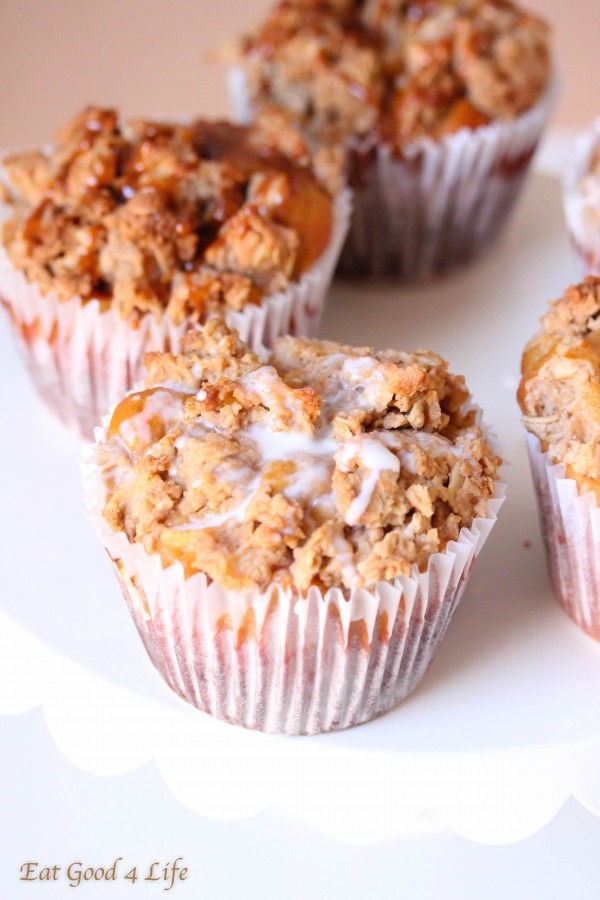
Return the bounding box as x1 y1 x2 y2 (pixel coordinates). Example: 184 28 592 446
250 169 333 274
108 386 187 451
435 98 491 138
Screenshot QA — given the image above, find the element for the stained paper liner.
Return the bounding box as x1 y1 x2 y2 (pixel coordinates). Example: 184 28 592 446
0 188 351 439
562 118 600 277
228 68 557 278
83 422 505 736
525 431 600 641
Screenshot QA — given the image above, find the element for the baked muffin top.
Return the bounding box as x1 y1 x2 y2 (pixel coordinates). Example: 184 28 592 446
1 106 337 323
98 319 500 593
237 0 551 147
519 277 600 501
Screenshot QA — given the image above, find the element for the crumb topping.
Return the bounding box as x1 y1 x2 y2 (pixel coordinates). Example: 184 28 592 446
239 0 551 147
1 106 335 321
519 277 600 500
99 319 500 593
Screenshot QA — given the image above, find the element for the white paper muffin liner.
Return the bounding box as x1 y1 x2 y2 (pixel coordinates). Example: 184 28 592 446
83 417 505 735
228 68 557 278
562 118 600 277
0 188 351 439
525 431 600 640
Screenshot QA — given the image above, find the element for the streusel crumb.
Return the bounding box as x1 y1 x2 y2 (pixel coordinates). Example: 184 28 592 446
238 0 550 147
100 320 500 593
519 277 600 501
2 106 335 322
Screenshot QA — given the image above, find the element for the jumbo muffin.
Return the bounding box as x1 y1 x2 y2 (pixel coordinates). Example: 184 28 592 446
85 319 503 734
0 105 350 437
563 119 600 277
519 277 600 639
229 0 555 277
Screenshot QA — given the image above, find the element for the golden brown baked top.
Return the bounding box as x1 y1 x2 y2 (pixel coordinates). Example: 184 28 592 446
1 106 336 322
98 319 500 593
238 0 551 147
519 277 600 501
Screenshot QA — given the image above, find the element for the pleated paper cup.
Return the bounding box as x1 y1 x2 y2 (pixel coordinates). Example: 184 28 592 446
0 188 351 440
83 429 505 736
341 81 557 278
525 431 600 641
562 118 600 277
228 68 557 279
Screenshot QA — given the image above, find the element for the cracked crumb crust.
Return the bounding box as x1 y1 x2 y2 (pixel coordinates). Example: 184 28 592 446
98 319 500 594
237 0 551 148
519 277 600 501
1 106 336 323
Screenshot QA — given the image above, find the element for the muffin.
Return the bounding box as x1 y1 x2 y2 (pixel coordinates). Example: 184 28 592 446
563 118 600 277
519 277 600 639
0 105 350 438
228 0 555 277
84 318 503 734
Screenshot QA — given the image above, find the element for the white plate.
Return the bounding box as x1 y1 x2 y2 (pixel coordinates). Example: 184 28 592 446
2 165 600 845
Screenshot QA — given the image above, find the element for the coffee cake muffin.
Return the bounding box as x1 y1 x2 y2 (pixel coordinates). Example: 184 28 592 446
0 106 350 437
563 119 600 277
228 0 555 277
85 319 503 734
519 277 600 639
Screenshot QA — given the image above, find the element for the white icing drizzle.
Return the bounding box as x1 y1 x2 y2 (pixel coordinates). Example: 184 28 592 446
344 471 380 526
239 365 309 424
215 464 256 486
240 365 280 398
281 456 332 502
168 423 212 480
171 487 257 531
106 349 480 576
336 434 401 473
331 531 360 587
241 421 337 463
337 354 397 416
340 355 380 380
335 434 401 526
168 416 339 533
